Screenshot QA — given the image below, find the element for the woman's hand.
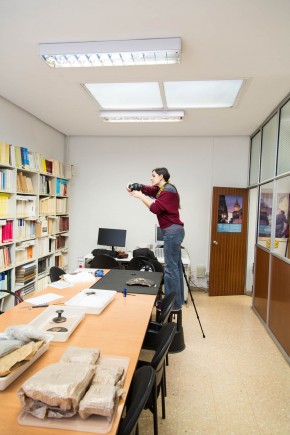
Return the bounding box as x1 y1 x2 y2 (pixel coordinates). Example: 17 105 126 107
126 183 151 208
130 190 143 199
130 190 151 209
126 183 133 193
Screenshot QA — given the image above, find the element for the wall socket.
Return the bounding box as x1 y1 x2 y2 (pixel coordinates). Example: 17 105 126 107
77 257 85 268
196 265 206 278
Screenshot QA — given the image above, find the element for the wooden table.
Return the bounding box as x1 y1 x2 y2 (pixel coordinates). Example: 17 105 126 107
0 274 156 435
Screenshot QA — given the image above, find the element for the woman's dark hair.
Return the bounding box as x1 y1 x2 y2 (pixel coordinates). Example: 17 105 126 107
153 167 170 182
153 167 181 208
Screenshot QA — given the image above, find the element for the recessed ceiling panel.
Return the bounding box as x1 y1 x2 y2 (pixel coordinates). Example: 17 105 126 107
164 80 244 108
84 82 163 109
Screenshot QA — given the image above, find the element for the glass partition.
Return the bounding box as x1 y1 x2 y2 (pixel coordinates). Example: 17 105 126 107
273 176 290 258
258 182 273 249
260 114 278 182
249 132 261 186
277 99 290 175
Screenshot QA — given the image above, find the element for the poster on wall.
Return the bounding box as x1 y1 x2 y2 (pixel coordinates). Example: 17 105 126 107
258 191 272 237
275 193 289 238
217 195 243 233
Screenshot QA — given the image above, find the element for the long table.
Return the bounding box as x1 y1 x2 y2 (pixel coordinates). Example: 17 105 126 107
0 273 156 435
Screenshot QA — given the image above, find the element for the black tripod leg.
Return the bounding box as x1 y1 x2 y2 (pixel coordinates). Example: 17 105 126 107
182 262 206 338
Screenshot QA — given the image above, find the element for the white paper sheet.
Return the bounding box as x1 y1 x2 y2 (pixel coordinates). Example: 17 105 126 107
48 281 73 289
74 268 97 274
25 293 64 305
63 272 95 284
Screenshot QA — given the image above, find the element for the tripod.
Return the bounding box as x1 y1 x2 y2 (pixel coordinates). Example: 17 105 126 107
182 261 206 338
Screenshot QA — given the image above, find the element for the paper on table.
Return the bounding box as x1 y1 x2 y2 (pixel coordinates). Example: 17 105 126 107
48 281 73 289
63 272 95 284
25 293 64 305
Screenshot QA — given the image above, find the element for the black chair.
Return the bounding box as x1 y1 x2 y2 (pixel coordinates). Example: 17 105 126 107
142 292 176 397
127 256 163 273
0 290 23 314
137 322 177 435
142 292 176 349
91 248 117 258
49 266 65 282
149 260 164 273
117 366 155 435
0 290 23 303
89 254 119 269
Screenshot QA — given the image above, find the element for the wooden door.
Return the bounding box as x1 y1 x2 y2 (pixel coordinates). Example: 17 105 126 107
209 187 248 296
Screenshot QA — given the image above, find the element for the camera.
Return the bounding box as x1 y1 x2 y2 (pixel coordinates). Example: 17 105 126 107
129 183 142 191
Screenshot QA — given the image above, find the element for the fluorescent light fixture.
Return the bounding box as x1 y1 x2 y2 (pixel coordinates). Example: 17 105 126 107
84 82 163 109
39 38 181 67
164 80 244 108
100 110 184 122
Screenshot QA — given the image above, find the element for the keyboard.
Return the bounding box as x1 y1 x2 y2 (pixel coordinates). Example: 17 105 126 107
155 247 187 259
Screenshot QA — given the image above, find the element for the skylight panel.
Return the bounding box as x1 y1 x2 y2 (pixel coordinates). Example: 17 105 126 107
84 82 163 109
164 80 244 108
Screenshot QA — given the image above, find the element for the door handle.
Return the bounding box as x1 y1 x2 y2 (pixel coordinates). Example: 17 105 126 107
212 240 218 245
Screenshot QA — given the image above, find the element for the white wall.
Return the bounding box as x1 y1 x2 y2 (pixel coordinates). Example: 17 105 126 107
0 96 65 161
0 97 251 280
68 136 250 273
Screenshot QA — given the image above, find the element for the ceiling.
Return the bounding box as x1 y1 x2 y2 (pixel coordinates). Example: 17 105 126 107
1 0 290 137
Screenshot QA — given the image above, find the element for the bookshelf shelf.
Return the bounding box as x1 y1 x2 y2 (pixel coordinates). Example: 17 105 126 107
0 140 71 311
0 265 14 273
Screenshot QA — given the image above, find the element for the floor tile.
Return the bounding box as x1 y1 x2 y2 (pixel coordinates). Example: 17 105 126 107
138 291 290 434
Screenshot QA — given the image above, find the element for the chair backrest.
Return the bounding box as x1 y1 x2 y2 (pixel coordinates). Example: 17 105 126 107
158 292 176 324
90 254 119 269
151 322 176 387
127 256 151 271
117 366 155 435
133 248 157 260
49 266 65 282
0 290 23 303
91 248 117 258
0 290 23 314
149 259 164 273
127 256 163 273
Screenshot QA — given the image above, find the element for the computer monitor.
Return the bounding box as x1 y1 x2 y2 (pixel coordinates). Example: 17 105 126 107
155 225 164 246
97 228 127 251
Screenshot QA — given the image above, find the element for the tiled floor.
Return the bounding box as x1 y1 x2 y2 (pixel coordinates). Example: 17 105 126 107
139 291 290 434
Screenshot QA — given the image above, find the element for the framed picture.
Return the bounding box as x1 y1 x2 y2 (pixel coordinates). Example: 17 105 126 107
217 195 243 233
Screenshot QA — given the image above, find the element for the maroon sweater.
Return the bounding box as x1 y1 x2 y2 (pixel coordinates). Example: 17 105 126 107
141 184 184 229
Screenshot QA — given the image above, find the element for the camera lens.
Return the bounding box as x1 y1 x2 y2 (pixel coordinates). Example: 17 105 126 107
130 183 141 191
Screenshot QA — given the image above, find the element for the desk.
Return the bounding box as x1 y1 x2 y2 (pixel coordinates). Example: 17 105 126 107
83 250 190 266
0 275 156 435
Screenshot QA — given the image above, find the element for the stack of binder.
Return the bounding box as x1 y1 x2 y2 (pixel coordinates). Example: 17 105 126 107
15 262 36 286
